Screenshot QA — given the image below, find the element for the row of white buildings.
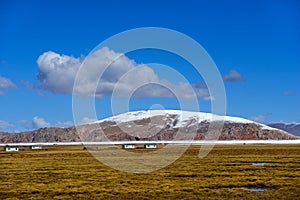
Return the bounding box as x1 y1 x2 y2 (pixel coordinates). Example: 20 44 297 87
122 144 157 149
4 145 42 152
3 144 157 152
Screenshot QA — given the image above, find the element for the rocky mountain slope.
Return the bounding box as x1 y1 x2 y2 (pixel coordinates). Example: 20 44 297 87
268 123 300 137
0 110 298 143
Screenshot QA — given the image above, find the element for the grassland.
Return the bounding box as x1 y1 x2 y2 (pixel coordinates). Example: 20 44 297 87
0 144 300 199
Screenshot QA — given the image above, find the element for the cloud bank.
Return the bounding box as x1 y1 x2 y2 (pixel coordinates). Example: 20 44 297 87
32 116 74 129
0 117 75 132
37 47 211 100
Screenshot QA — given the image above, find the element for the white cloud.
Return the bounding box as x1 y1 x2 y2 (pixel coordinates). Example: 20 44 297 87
37 51 81 94
0 120 14 130
249 115 266 123
79 117 98 125
0 76 15 88
55 121 74 128
37 47 211 100
0 76 16 95
20 118 73 130
223 70 245 82
1 118 73 132
32 116 51 128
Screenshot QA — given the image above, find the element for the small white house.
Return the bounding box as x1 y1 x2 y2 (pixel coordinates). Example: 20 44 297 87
4 146 19 152
31 145 42 150
122 144 135 149
144 144 157 149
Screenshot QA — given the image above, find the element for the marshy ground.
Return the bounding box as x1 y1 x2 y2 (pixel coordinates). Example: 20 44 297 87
1 144 299 199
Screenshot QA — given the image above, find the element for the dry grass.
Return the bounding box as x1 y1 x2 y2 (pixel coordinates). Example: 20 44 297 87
0 144 300 199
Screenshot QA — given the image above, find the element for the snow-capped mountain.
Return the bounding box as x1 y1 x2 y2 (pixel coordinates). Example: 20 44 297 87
97 110 276 130
81 110 295 141
0 110 297 143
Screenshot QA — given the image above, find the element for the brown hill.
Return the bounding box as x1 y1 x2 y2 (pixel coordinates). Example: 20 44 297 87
0 111 297 143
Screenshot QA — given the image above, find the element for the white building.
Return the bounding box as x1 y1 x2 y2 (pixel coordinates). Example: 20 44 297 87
122 144 135 149
144 144 157 149
31 145 42 150
4 146 19 152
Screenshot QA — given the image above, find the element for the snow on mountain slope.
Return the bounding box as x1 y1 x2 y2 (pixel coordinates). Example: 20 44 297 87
94 110 278 131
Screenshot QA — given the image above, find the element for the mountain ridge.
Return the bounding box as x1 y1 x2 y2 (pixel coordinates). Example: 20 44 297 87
268 123 300 137
0 110 298 143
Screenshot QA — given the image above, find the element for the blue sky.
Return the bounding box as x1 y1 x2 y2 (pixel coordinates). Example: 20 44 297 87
0 0 300 132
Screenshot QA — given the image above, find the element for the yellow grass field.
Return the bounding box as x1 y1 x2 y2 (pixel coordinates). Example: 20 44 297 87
1 144 300 199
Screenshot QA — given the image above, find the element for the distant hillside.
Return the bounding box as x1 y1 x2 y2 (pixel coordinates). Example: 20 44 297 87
268 123 300 137
0 110 298 143
0 132 10 138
